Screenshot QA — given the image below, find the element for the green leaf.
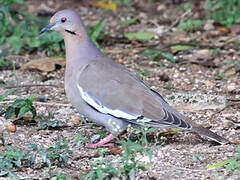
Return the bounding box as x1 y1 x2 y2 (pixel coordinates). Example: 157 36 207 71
18 106 29 118
171 45 193 51
125 32 155 41
0 58 8 67
7 36 23 54
177 19 203 32
141 50 156 56
206 160 229 169
159 51 176 63
120 17 138 26
90 20 105 41
4 97 36 119
96 169 103 179
5 106 16 119
149 54 160 62
90 20 105 51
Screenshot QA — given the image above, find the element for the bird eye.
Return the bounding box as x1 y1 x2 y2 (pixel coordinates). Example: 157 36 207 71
61 17 67 23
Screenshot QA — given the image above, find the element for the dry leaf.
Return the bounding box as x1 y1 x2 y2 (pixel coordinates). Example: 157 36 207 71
204 80 215 87
225 69 236 77
108 146 122 155
21 57 66 72
92 1 117 11
216 26 229 33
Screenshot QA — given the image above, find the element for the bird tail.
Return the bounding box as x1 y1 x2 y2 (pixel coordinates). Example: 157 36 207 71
191 125 228 145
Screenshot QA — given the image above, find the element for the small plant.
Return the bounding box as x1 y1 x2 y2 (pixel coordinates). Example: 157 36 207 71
81 127 153 179
141 49 176 64
0 146 25 178
81 149 119 179
74 133 87 146
177 19 203 32
50 173 71 180
206 0 240 27
26 140 71 168
4 96 36 119
37 120 63 130
0 141 71 178
207 146 240 173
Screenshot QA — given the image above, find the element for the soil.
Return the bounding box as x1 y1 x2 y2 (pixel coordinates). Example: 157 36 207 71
0 0 240 179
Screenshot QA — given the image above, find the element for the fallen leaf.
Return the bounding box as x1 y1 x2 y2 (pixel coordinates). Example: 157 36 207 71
108 146 122 155
125 32 155 41
216 26 229 33
91 1 117 11
225 69 236 77
21 57 65 72
81 169 91 173
204 80 215 87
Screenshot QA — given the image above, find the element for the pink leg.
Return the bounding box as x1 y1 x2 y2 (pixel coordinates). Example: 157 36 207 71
86 134 115 148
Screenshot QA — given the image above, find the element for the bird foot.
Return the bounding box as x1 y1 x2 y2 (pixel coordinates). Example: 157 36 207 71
86 134 115 148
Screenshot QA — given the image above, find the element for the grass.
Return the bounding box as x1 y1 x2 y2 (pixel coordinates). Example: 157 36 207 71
207 146 240 174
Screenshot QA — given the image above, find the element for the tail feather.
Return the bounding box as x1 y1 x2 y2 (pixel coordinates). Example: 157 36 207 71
191 126 228 145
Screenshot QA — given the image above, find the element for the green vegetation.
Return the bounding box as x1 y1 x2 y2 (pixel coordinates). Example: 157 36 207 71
207 146 240 173
177 19 203 32
89 20 105 52
81 138 152 179
120 17 138 26
0 0 64 56
0 0 105 59
141 49 176 64
4 96 36 119
37 120 63 130
125 32 155 41
206 0 240 27
0 140 71 178
82 127 155 179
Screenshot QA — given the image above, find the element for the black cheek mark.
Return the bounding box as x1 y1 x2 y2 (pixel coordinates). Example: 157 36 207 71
65 30 76 35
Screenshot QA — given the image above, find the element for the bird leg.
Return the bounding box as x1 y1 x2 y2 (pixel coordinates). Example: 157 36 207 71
86 134 115 148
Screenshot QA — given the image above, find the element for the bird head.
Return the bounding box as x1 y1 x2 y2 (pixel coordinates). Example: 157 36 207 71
40 9 85 36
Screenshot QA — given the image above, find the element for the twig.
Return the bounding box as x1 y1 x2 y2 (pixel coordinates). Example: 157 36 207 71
163 9 193 34
4 84 62 89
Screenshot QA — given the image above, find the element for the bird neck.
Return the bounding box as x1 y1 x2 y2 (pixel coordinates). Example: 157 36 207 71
64 34 101 67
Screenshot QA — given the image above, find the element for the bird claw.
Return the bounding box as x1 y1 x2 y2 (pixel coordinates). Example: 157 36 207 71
86 134 115 148
86 143 114 148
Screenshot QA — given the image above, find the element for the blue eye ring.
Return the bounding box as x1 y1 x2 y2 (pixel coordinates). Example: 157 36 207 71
61 17 67 23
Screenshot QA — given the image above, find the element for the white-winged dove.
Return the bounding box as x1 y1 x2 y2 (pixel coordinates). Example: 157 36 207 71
40 10 228 148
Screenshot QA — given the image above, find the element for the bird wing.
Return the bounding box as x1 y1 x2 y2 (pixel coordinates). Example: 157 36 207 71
77 55 191 129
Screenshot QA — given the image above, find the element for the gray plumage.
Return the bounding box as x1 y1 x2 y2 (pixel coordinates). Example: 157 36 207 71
40 9 228 145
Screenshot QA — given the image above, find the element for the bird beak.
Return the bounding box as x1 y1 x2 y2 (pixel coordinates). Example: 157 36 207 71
39 24 55 34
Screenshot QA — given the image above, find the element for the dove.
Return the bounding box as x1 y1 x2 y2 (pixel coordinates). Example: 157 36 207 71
40 10 228 148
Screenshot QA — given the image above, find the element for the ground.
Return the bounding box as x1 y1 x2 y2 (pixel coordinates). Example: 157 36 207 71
0 0 240 179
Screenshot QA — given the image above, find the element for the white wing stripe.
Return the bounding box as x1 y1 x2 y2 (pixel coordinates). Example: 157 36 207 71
77 85 138 119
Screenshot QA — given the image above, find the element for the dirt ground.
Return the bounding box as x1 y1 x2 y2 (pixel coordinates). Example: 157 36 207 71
0 0 240 179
